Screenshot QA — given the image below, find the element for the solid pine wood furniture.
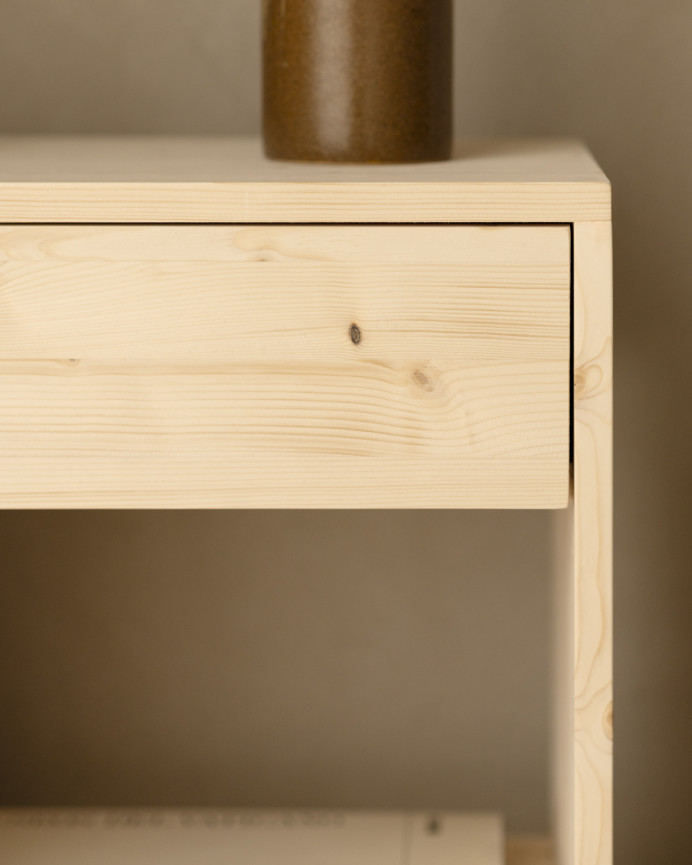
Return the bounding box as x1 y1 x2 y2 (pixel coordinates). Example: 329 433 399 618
0 224 570 508
0 137 613 865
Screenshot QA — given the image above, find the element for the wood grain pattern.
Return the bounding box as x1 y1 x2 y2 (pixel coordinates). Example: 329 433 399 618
552 494 574 865
0 226 570 509
552 223 613 865
573 222 613 865
0 224 572 266
0 137 611 223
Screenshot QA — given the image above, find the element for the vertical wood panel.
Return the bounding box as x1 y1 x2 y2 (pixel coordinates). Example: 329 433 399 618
553 222 613 865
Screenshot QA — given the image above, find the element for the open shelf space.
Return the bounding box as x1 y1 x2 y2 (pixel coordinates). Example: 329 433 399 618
1 510 557 863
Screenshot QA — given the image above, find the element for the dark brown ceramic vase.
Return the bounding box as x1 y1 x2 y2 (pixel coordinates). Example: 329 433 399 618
263 0 453 163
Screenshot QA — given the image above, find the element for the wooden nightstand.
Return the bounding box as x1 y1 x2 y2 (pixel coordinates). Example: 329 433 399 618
0 137 612 865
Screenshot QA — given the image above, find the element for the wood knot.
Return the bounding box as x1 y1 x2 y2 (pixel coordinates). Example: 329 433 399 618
574 368 586 399
603 701 613 741
575 357 607 400
349 323 362 345
412 369 434 392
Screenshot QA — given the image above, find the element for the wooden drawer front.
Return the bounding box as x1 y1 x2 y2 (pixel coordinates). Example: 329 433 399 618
0 226 570 508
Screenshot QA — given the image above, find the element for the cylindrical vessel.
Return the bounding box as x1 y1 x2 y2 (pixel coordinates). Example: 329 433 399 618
263 0 453 163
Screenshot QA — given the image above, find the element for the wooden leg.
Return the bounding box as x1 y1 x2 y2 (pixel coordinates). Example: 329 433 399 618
552 221 613 865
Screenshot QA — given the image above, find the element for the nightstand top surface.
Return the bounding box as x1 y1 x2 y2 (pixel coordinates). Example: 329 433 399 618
0 136 610 223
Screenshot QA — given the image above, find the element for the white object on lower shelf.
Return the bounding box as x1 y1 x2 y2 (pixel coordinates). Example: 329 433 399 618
0 809 504 865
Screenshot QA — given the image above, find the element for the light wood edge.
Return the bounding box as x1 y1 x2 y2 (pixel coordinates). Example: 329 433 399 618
0 136 611 223
0 181 611 224
552 222 613 865
552 495 575 865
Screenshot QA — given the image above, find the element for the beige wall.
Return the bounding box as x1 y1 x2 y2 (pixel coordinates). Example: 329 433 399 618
1 1 691 861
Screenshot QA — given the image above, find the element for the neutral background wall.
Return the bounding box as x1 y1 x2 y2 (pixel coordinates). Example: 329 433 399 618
0 1 690 862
